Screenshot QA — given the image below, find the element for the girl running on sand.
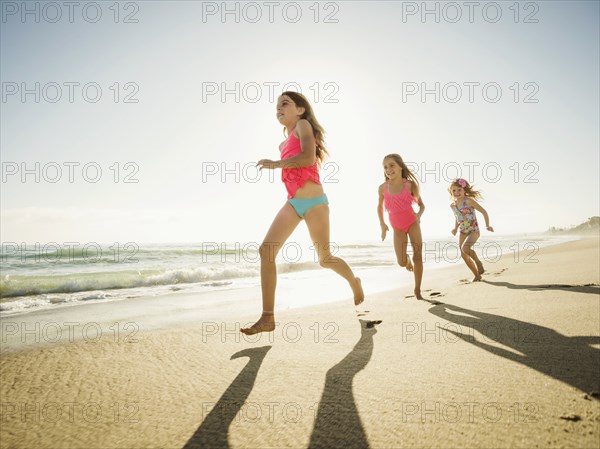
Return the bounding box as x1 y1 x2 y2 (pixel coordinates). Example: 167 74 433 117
449 178 494 282
377 154 425 299
241 92 364 335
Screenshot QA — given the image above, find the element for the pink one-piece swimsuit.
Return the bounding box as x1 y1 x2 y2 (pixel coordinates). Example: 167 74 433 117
280 131 320 199
384 180 417 232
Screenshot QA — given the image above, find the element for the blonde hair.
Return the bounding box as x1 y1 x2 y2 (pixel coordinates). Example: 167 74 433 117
280 91 329 166
448 178 483 200
383 154 420 200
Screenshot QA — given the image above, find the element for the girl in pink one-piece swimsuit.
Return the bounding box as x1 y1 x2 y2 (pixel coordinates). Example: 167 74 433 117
377 154 426 300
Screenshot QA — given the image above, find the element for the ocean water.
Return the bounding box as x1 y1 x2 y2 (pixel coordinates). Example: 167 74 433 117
0 234 579 315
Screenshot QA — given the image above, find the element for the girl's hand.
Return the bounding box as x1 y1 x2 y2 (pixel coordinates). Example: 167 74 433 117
451 228 458 236
486 226 494 232
380 223 389 241
256 159 279 170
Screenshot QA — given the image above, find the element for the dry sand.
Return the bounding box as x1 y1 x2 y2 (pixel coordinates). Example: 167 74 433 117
1 238 599 449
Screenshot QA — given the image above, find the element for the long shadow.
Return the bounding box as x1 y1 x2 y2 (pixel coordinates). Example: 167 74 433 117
183 346 271 449
309 319 378 449
429 303 600 397
482 280 599 296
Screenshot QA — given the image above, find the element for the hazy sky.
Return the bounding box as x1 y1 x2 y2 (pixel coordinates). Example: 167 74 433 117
1 0 598 245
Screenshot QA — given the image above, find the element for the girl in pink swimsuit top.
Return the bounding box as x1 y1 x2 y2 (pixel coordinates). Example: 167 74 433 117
377 153 425 300
241 91 364 337
280 131 321 199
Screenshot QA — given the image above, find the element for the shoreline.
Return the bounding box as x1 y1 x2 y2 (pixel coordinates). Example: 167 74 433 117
0 232 581 317
0 235 592 354
0 232 581 312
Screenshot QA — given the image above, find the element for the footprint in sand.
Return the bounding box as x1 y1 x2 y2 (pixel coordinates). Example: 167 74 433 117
356 313 368 317
559 414 582 422
425 292 444 303
459 279 470 285
405 292 445 305
365 320 382 328
420 297 445 305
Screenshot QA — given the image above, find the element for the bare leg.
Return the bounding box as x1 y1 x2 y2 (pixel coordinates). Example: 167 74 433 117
304 204 364 305
407 221 424 299
241 203 301 335
459 232 481 282
471 248 485 274
393 229 413 272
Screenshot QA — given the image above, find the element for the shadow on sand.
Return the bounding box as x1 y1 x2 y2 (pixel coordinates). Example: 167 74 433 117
428 303 600 397
308 319 379 449
183 346 271 449
482 280 599 296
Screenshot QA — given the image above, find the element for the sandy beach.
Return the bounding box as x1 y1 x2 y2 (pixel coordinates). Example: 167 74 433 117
1 237 598 449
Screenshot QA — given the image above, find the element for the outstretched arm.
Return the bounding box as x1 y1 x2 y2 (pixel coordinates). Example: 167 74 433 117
256 119 316 170
378 184 389 241
469 199 494 232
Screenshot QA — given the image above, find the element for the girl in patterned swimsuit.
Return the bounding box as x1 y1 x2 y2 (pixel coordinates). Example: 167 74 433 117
449 178 494 282
377 154 425 299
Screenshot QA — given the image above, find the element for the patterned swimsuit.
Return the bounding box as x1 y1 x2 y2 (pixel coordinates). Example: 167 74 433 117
451 199 479 236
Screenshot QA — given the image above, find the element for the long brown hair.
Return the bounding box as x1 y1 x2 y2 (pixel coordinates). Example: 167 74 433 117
281 91 329 165
448 178 483 200
383 153 421 199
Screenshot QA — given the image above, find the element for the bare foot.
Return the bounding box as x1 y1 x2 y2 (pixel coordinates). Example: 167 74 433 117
476 261 485 275
414 290 424 300
472 275 482 282
240 312 275 335
405 259 414 272
353 277 364 306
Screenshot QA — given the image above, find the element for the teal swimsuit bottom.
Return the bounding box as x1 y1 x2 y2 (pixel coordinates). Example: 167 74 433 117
288 195 329 218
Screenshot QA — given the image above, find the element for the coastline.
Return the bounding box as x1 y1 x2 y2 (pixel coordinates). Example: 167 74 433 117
1 233 564 354
0 233 580 317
